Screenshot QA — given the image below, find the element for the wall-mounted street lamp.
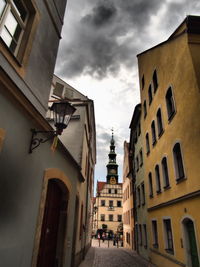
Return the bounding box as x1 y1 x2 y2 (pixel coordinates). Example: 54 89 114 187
29 101 76 153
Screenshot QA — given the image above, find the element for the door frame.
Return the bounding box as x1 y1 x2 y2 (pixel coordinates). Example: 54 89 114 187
31 168 72 267
181 215 200 267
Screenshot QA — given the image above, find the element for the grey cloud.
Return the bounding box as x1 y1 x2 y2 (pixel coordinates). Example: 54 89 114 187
56 0 199 80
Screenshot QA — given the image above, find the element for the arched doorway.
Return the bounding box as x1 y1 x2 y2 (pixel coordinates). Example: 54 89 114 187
182 218 199 267
37 179 69 267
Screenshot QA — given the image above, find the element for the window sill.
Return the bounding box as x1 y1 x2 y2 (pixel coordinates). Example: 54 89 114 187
156 190 162 194
153 244 159 249
165 249 174 255
163 185 171 190
176 176 187 184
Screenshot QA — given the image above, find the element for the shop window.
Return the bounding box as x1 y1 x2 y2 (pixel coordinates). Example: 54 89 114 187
152 220 158 248
163 219 174 254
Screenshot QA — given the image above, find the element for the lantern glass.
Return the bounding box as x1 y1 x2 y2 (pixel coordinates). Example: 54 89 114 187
50 102 76 133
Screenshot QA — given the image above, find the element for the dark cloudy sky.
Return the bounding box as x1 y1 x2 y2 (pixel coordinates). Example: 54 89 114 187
55 0 200 187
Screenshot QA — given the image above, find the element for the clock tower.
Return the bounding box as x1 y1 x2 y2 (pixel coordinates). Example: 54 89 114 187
106 130 118 184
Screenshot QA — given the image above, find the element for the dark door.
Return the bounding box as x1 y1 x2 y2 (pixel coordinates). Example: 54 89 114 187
186 220 199 267
37 180 63 267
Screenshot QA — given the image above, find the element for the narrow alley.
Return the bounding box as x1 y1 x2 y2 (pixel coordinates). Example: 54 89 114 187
79 240 154 267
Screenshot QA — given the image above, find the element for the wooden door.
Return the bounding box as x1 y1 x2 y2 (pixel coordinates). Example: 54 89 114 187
37 180 63 267
186 220 199 267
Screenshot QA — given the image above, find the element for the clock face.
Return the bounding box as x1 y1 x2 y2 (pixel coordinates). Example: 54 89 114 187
110 168 116 174
110 177 116 184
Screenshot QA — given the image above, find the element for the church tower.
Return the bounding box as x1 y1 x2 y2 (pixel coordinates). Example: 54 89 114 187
106 130 118 184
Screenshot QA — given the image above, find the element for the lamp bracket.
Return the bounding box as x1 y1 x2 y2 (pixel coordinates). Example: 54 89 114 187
29 129 57 153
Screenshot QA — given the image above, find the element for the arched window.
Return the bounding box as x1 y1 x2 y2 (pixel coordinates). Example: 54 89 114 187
146 133 150 154
153 70 158 92
166 87 175 120
155 165 161 193
156 108 164 136
173 143 185 180
148 84 153 105
148 172 153 197
151 120 157 145
162 157 170 188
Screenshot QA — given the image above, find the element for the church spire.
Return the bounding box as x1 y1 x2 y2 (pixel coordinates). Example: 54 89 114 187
106 129 118 184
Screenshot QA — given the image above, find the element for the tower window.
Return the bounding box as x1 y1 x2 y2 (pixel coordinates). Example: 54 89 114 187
109 214 113 221
156 108 164 137
153 70 158 92
148 84 153 105
166 87 175 121
173 143 185 181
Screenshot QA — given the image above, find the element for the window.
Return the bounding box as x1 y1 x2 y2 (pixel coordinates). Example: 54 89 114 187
153 70 158 92
101 214 105 221
141 75 145 89
101 200 105 206
109 200 113 207
139 149 143 166
118 215 122 222
139 224 142 246
137 186 141 207
151 120 157 146
0 0 28 56
109 214 113 221
141 183 145 205
173 143 185 181
148 172 153 197
166 87 175 120
136 156 139 171
148 84 153 105
79 204 83 239
115 189 117 194
108 189 111 194
162 157 170 188
156 108 164 137
163 219 174 254
155 165 161 193
143 100 147 118
117 200 121 207
143 224 147 248
146 133 150 155
152 220 158 248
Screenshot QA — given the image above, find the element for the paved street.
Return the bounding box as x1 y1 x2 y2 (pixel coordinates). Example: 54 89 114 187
79 239 154 267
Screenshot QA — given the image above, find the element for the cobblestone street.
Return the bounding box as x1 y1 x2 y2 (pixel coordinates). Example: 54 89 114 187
79 239 154 267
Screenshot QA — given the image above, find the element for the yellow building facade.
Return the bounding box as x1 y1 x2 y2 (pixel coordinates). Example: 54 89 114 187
137 16 200 267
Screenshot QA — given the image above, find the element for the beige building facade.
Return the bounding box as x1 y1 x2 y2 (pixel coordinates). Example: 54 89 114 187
122 141 134 249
